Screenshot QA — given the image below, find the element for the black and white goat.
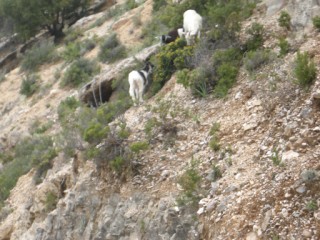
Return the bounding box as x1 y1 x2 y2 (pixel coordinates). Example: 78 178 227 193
128 62 154 105
160 27 183 45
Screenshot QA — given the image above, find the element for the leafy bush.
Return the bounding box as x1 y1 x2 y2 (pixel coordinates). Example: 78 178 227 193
177 46 242 98
245 23 264 51
144 99 180 147
20 74 40 97
312 16 320 30
244 49 274 73
278 11 291 30
151 39 193 94
98 33 126 63
153 0 167 12
83 121 110 144
278 37 290 56
29 119 53 135
62 42 81 62
0 135 57 203
63 38 96 62
21 40 58 72
45 191 58 212
57 96 81 123
209 122 220 151
64 29 83 45
130 141 149 154
60 58 100 87
177 159 201 206
294 52 317 88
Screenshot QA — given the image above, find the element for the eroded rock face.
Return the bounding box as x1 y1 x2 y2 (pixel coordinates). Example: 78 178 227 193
264 0 320 29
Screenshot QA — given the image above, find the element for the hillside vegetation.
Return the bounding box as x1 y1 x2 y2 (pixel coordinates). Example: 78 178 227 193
0 0 320 239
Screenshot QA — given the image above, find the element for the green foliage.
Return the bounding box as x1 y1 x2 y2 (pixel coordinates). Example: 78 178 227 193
57 96 81 123
83 121 110 144
110 156 125 173
206 0 256 41
21 40 58 72
209 136 220 152
63 29 83 44
270 148 283 166
20 74 40 97
245 23 264 51
294 52 317 88
278 37 290 56
209 122 220 151
211 164 222 181
278 11 291 30
153 0 167 12
177 159 201 206
98 33 127 63
62 42 81 62
214 63 238 98
126 0 139 10
209 122 220 136
0 152 13 164
312 16 320 30
45 191 58 212
244 49 274 73
151 39 193 94
130 141 149 154
0 135 57 203
29 120 53 135
60 58 100 88
306 200 318 211
0 0 90 40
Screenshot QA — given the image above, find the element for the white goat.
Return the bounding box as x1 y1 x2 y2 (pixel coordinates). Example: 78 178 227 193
128 62 154 105
181 10 202 45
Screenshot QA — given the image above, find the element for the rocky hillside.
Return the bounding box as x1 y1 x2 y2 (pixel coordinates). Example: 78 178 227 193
0 0 320 239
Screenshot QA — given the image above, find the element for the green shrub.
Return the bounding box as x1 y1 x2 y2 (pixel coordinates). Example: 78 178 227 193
209 122 220 136
130 141 149 154
110 156 125 173
98 33 126 63
312 16 320 30
29 120 53 135
64 29 83 45
244 49 274 73
62 42 81 62
294 52 317 88
306 200 318 211
206 0 256 41
45 191 58 212
270 148 283 166
20 74 40 97
177 159 201 206
0 135 57 203
278 11 291 30
153 0 167 12
245 23 264 51
83 121 110 144
151 39 193 94
60 58 100 87
209 136 220 152
126 0 138 10
278 37 290 56
57 96 81 123
211 164 222 181
214 63 238 97
21 40 58 72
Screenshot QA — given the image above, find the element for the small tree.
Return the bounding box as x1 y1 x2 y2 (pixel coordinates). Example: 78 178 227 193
294 52 317 88
278 11 291 30
0 0 91 40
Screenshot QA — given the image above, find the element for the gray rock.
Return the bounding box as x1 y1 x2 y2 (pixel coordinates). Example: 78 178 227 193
296 185 306 194
300 169 318 182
